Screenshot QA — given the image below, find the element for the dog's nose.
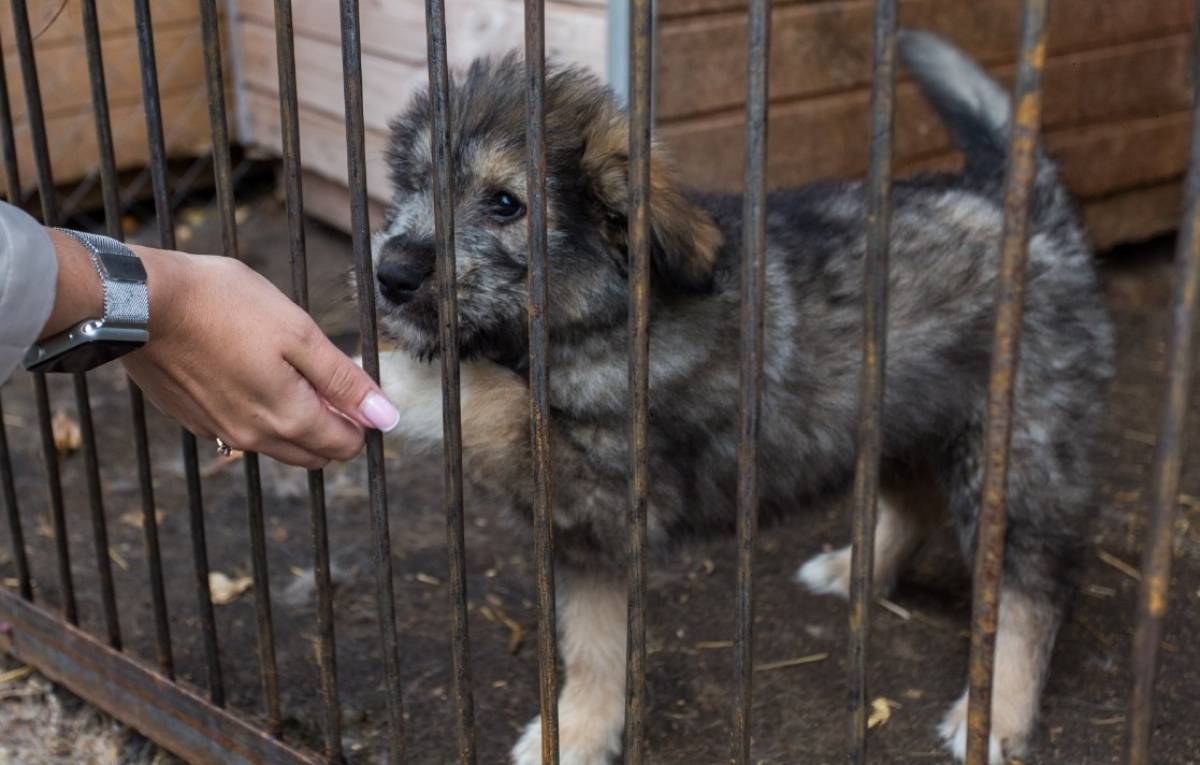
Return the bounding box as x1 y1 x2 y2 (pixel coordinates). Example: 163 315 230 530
377 238 435 303
377 260 430 301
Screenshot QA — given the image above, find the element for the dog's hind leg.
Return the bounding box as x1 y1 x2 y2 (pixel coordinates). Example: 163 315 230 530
511 570 626 765
937 586 1059 764
795 478 941 599
937 415 1087 764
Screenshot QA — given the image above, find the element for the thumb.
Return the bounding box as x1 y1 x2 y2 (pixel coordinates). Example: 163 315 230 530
288 331 400 432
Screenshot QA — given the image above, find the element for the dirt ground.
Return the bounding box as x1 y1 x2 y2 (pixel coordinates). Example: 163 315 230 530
2 192 1199 765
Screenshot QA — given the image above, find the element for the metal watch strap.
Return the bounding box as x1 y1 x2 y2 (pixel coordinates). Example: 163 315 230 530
55 228 149 327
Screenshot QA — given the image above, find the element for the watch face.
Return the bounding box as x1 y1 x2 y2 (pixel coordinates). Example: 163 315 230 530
26 340 145 374
100 251 148 283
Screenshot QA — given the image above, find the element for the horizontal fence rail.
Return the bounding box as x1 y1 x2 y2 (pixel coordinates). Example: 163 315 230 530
0 0 1194 764
0 590 320 765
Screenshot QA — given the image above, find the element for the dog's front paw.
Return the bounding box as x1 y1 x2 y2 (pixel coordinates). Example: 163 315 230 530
795 547 852 599
938 690 1018 765
511 715 621 765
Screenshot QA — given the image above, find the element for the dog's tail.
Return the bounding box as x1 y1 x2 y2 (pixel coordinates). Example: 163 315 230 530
898 29 1064 212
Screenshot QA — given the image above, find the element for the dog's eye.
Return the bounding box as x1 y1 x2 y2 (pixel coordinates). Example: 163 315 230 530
487 190 525 223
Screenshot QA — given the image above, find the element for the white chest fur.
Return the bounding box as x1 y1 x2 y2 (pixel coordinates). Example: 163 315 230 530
366 351 530 456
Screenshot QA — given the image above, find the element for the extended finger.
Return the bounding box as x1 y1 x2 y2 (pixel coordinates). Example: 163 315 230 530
284 323 399 432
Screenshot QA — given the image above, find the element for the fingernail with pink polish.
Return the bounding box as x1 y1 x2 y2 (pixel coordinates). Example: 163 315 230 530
360 392 401 432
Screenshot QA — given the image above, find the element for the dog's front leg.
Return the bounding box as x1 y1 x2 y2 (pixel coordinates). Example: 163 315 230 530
512 570 626 765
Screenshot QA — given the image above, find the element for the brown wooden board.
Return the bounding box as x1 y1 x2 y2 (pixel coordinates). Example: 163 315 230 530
3 23 205 123
241 87 392 201
10 90 211 196
235 0 605 72
235 7 605 138
1084 182 1183 251
660 38 1192 192
656 0 1192 120
0 0 198 48
298 168 387 237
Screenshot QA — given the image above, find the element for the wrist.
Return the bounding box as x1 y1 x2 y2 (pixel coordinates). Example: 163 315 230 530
129 243 191 341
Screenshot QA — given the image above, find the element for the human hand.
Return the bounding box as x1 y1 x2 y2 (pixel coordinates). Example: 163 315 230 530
120 246 399 469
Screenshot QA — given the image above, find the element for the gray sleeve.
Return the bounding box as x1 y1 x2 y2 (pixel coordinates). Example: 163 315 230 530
0 201 57 383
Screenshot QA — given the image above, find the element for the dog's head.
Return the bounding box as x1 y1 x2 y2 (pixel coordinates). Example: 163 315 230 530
373 53 721 364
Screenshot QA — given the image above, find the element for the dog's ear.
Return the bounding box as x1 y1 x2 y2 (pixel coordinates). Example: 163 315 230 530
581 119 721 292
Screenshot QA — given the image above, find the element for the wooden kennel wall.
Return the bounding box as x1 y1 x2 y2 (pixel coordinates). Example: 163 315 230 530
232 0 1194 251
0 0 214 195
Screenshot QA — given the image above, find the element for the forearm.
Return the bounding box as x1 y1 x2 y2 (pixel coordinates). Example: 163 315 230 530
40 228 103 339
0 202 58 381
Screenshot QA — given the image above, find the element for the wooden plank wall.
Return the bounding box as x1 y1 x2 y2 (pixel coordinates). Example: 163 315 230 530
1 0 212 195
234 0 607 230
239 0 1192 249
657 0 1195 249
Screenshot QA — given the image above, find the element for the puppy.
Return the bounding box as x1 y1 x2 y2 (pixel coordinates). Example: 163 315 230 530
371 30 1113 765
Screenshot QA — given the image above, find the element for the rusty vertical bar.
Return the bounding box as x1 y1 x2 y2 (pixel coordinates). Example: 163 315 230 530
9 0 75 625
847 1 896 762
79 0 120 239
423 1 477 762
130 385 174 678
33 377 74 622
624 0 653 760
731 0 771 759
0 37 30 604
271 0 344 758
0 43 18 202
964 2 1051 763
133 0 222 700
338 2 407 761
74 374 121 649
1125 6 1200 763
524 0 559 762
184 436 225 705
81 0 174 674
0 396 30 600
197 0 281 731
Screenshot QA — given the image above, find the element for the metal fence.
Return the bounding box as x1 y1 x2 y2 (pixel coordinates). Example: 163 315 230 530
0 0 1194 763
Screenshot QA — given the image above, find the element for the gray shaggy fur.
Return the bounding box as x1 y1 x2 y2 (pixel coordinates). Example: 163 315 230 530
373 29 1113 763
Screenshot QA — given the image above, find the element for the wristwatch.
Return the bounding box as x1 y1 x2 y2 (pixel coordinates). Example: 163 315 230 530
23 229 150 374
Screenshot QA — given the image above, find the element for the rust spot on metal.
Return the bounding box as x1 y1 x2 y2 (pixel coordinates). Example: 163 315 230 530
846 2 898 764
964 2 1051 764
